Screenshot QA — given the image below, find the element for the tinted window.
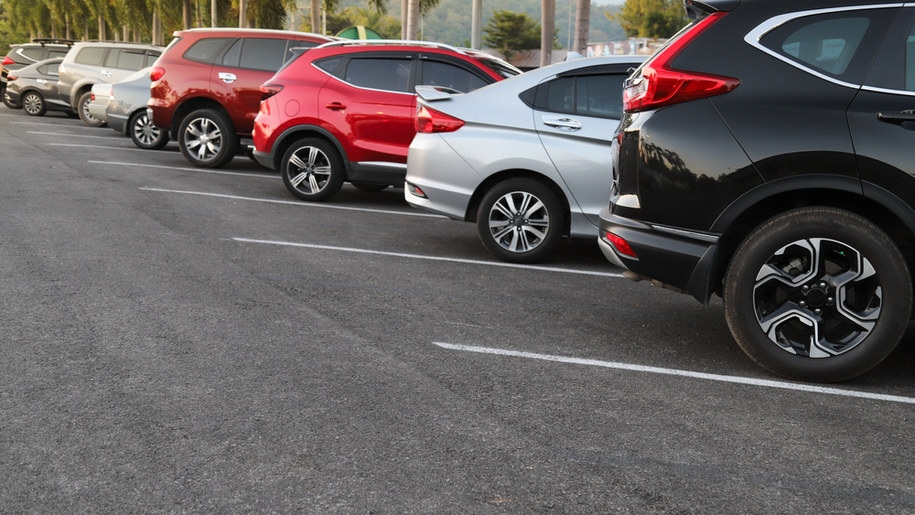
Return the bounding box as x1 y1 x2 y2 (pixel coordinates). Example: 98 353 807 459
541 76 575 113
760 9 897 82
184 37 232 64
238 38 288 71
221 39 242 66
48 48 70 59
116 50 146 70
75 47 107 66
576 74 624 118
20 47 45 61
315 56 346 78
344 58 411 92
419 59 487 93
145 50 161 67
39 62 60 76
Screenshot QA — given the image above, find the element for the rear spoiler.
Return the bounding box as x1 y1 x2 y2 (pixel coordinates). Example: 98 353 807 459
684 0 740 20
414 85 463 102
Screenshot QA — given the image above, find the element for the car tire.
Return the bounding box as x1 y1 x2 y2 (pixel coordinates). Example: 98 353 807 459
178 108 237 168
129 110 169 150
22 91 45 116
476 178 565 263
723 207 912 382
281 138 345 202
351 182 388 192
77 91 104 127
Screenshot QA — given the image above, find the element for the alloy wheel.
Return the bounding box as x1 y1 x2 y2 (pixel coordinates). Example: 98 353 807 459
133 113 161 147
286 146 333 195
183 116 223 162
486 190 551 254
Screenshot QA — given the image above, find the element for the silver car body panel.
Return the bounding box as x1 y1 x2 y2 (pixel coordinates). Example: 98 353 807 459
406 55 643 239
106 67 153 135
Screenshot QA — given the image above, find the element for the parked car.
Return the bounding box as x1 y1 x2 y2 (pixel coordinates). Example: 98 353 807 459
148 28 334 168
405 56 642 263
599 0 915 382
252 40 521 202
3 57 71 116
105 67 168 150
1 38 74 108
57 41 163 127
87 82 112 125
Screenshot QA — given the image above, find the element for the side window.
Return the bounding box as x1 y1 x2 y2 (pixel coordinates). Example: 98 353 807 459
859 7 915 92
20 47 45 61
75 47 107 66
576 74 625 118
536 76 575 114
49 48 70 59
221 39 242 67
40 62 60 76
759 9 897 82
238 38 288 71
343 58 412 92
116 50 146 70
314 56 346 78
145 50 161 67
419 59 487 93
184 37 232 64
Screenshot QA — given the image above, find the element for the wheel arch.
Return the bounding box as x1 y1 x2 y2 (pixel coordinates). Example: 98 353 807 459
170 97 232 140
465 169 572 236
706 176 915 299
271 124 350 177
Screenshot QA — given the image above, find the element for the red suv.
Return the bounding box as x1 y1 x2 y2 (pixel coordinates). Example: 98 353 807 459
148 28 333 168
252 40 520 201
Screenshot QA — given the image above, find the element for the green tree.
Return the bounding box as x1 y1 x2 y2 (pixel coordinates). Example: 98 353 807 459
613 0 686 38
482 10 541 60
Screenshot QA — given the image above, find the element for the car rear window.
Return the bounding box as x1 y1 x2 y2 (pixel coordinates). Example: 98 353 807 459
184 37 232 64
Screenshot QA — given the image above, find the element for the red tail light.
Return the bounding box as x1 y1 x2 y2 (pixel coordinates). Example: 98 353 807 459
90 92 96 101
605 232 637 258
260 83 284 101
2 56 14 66
149 67 165 82
623 12 738 113
415 105 464 133
6 74 17 81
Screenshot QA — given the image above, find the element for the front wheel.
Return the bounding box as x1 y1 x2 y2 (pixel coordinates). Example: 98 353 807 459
476 178 565 263
129 110 169 150
280 138 345 202
723 207 912 382
22 91 45 116
77 91 103 127
178 108 237 168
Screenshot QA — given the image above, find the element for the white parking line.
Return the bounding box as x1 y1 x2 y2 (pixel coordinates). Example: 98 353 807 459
433 342 915 405
59 143 162 153
232 237 626 277
93 161 277 179
143 187 444 218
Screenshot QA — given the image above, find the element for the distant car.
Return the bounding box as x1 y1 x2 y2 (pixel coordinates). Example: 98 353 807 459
252 40 521 202
148 28 334 168
105 67 168 150
4 57 71 116
87 82 111 125
57 40 163 127
405 56 642 263
1 38 74 108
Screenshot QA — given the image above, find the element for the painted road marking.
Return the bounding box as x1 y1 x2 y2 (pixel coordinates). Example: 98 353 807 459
433 342 915 405
232 237 625 277
91 161 276 179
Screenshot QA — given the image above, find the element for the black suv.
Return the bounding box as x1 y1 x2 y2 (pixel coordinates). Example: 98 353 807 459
599 0 915 382
1 38 74 107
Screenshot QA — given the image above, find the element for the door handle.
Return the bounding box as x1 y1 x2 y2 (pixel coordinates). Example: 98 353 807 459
877 110 915 124
218 72 237 84
36 78 47 84
99 69 111 78
325 102 346 111
542 116 582 131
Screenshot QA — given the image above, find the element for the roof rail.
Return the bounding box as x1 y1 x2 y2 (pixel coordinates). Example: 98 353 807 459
316 39 464 54
32 38 77 46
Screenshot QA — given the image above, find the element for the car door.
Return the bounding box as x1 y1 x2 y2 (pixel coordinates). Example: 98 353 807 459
848 6 915 207
532 65 631 226
212 37 290 136
317 52 416 165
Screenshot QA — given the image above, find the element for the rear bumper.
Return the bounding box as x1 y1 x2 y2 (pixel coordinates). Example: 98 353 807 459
252 149 275 170
598 207 721 303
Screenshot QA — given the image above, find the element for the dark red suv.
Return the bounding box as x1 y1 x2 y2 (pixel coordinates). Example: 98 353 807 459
148 28 333 168
252 40 519 201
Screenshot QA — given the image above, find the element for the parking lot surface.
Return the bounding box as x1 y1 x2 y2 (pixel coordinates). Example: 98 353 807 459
1 108 913 512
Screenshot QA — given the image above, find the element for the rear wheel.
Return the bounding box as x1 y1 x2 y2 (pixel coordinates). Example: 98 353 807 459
129 110 169 150
77 91 103 127
178 108 237 168
281 138 345 202
723 208 912 382
476 178 565 263
22 91 45 116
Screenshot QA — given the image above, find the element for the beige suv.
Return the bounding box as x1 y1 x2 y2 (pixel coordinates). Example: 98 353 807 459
57 41 162 126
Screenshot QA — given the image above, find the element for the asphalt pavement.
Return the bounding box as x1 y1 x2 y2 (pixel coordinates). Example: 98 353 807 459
1 107 913 512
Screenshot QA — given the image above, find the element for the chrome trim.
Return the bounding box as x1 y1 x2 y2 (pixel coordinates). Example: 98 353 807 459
744 4 904 91
649 224 719 244
611 194 641 209
355 161 407 169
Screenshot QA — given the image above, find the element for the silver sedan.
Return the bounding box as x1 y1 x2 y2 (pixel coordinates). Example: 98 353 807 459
405 55 643 263
106 67 168 150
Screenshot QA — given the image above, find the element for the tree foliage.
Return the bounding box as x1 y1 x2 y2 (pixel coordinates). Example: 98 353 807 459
613 0 686 38
482 10 540 59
